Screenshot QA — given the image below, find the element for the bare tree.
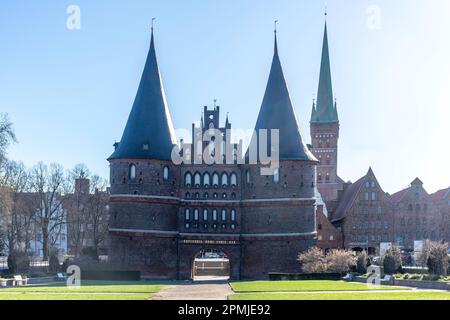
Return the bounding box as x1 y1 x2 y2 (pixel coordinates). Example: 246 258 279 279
29 162 70 260
0 161 35 254
87 175 110 257
0 113 17 165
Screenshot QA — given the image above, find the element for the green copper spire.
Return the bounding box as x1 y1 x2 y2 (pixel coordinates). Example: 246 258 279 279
311 21 339 123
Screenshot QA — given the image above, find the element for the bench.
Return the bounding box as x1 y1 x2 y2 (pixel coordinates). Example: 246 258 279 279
55 273 67 281
12 275 28 286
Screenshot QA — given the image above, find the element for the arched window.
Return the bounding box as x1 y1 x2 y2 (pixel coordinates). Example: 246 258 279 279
221 173 228 187
194 172 201 187
212 173 219 187
204 192 209 199
222 193 227 199
203 209 208 221
231 209 236 221
129 164 136 180
195 193 200 199
194 209 199 221
230 173 237 187
318 173 322 181
163 166 169 180
203 172 210 187
273 169 280 183
185 172 192 187
213 193 218 199
185 192 191 199
326 173 330 181
185 209 190 221
371 192 376 201
221 209 227 221
212 209 218 221
246 170 250 184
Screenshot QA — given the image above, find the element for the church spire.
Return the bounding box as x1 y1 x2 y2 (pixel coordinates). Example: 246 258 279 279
311 19 339 123
249 26 317 161
109 25 177 161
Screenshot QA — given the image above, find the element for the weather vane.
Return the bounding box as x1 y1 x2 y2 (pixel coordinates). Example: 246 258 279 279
274 20 278 33
151 17 156 31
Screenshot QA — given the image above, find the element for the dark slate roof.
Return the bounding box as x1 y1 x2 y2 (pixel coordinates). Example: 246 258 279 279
248 34 317 162
108 30 177 161
311 22 339 124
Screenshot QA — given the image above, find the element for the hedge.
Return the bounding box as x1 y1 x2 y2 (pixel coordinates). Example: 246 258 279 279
268 272 342 281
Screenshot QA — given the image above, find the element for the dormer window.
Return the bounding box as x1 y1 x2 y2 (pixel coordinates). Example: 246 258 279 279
129 164 136 180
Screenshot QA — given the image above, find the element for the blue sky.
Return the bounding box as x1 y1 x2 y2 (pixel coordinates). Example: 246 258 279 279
0 0 449 194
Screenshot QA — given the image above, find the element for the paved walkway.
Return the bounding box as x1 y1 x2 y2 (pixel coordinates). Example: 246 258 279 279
152 278 233 300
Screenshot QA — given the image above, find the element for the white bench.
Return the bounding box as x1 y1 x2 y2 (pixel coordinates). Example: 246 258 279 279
12 275 28 286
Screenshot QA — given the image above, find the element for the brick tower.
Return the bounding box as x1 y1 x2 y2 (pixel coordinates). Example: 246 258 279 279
310 20 343 202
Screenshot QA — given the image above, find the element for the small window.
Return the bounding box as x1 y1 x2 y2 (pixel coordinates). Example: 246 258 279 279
212 209 218 221
194 209 199 221
194 172 201 187
231 209 236 221
273 169 280 183
185 209 190 221
221 209 227 221
203 209 208 221
221 173 228 187
185 172 192 186
129 164 136 180
163 166 169 180
371 192 376 201
230 173 237 187
246 170 250 184
203 173 210 187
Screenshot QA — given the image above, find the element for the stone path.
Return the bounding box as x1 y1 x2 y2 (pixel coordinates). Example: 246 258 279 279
152 279 233 300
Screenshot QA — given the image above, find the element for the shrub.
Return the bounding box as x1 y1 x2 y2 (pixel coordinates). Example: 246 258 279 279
356 251 369 274
7 251 30 274
382 245 402 275
297 247 328 273
326 249 356 274
427 242 449 276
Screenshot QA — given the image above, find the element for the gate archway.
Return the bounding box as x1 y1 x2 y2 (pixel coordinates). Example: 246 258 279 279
191 249 230 281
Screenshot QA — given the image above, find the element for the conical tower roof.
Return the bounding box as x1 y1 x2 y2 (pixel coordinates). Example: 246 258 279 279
109 29 177 161
249 32 317 161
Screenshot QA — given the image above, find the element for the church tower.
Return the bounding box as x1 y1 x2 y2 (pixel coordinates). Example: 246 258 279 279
310 19 342 202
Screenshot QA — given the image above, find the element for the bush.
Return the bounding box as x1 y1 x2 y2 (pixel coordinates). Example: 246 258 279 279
382 246 402 275
7 251 30 274
297 247 328 273
356 251 369 274
427 242 449 276
326 249 356 274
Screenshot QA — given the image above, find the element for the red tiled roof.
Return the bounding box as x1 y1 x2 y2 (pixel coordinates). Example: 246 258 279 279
390 188 409 204
430 187 450 202
331 175 366 223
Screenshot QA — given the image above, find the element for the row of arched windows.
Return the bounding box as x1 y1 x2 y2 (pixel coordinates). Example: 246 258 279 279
185 172 237 188
185 192 237 200
128 164 170 181
184 208 237 222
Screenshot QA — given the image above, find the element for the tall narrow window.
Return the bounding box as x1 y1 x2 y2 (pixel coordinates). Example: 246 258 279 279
203 173 210 187
371 192 376 201
203 209 208 221
163 166 169 180
364 192 369 201
246 170 250 184
231 209 236 222
194 209 199 221
212 173 219 187
194 172 201 187
212 209 218 221
129 164 136 180
273 169 280 183
221 209 227 221
230 173 237 187
185 172 192 186
185 209 190 221
221 173 228 187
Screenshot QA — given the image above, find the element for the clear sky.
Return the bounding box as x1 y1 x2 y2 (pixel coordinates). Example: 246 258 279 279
0 0 449 194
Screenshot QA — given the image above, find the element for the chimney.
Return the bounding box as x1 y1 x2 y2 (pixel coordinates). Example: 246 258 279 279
75 178 90 195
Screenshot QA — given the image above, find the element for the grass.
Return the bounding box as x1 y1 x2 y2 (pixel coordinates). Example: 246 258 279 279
230 280 410 293
229 291 450 300
0 280 165 300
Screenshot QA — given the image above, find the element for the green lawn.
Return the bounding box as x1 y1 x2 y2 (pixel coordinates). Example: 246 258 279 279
230 280 410 293
230 291 450 300
0 281 165 300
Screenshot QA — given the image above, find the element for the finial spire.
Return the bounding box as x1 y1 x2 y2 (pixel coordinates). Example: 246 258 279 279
273 20 279 55
151 17 156 32
274 20 278 34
